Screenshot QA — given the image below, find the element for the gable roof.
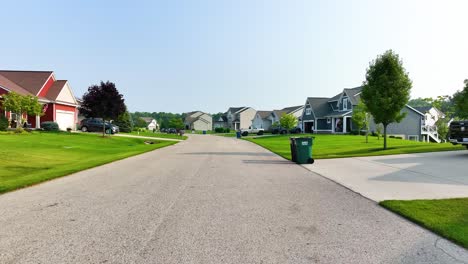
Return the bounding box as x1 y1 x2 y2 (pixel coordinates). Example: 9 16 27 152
0 70 53 95
256 110 271 119
343 87 362 105
307 97 332 117
141 117 155 123
281 105 304 113
45 80 67 101
0 74 31 96
412 106 433 113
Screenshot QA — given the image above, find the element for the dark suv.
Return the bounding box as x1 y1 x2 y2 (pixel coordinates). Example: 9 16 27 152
80 118 119 134
271 126 302 134
448 121 468 149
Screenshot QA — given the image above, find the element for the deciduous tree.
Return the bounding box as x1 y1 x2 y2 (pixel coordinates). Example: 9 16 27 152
361 50 412 149
279 114 298 133
352 101 370 143
453 80 468 119
80 81 126 136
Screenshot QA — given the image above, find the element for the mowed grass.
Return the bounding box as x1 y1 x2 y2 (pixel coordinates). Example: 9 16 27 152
0 132 177 194
127 131 187 140
245 134 465 160
380 199 468 249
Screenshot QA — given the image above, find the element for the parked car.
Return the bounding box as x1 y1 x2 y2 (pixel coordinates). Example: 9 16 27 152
271 126 302 134
167 128 177 134
160 128 167 133
80 118 118 134
240 126 264 136
448 121 468 149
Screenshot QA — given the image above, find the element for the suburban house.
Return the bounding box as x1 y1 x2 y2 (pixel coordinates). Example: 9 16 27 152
252 111 273 130
412 106 445 142
141 117 159 131
219 107 256 130
213 116 228 129
0 70 79 130
184 111 213 131
302 86 435 142
251 105 305 131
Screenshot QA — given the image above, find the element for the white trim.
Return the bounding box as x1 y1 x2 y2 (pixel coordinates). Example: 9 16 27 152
343 98 348 110
408 135 419 141
35 73 55 96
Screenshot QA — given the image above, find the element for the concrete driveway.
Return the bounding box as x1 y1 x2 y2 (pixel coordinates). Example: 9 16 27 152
0 135 466 263
303 150 468 202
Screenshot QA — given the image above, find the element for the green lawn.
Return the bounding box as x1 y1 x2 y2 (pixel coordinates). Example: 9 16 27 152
245 134 464 160
0 132 177 194
127 131 187 140
380 199 468 249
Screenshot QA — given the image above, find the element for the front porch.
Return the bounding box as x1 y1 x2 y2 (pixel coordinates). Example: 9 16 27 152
312 116 353 134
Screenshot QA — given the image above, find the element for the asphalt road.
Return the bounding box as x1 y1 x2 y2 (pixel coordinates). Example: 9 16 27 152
0 135 466 264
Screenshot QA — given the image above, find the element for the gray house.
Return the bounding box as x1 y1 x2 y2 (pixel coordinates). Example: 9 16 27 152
302 87 430 141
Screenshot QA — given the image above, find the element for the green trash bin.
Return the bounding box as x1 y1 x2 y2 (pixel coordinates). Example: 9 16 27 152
294 137 314 164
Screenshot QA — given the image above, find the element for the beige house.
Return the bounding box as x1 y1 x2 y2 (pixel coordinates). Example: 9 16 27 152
219 107 256 130
184 111 213 131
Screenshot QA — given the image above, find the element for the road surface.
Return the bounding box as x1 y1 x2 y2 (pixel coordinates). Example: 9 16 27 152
0 135 466 263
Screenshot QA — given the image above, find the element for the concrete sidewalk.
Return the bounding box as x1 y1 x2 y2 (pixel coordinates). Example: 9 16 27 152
113 133 184 141
303 150 468 202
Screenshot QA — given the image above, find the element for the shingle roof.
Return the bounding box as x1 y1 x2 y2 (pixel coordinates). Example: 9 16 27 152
141 117 154 123
227 107 245 114
45 80 67 101
0 74 31 96
343 86 363 105
256 111 271 119
0 70 53 95
307 97 333 117
412 106 432 113
281 105 304 113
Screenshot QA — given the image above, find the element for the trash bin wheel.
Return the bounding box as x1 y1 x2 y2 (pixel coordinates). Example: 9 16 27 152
308 158 314 164
242 131 249 136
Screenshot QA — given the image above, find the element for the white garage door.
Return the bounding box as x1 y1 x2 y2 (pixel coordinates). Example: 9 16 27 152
56 110 75 131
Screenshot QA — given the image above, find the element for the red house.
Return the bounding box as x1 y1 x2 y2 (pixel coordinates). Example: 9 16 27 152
0 70 79 130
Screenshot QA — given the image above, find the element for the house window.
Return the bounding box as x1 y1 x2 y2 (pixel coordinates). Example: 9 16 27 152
327 118 331 124
305 108 311 115
343 98 348 110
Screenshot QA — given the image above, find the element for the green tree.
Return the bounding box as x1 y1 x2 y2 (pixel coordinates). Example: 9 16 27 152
361 50 412 149
114 111 133 133
453 80 468 119
279 114 298 133
168 117 185 130
408 98 432 108
435 118 449 141
80 81 126 136
134 117 148 128
352 101 370 143
2 92 43 127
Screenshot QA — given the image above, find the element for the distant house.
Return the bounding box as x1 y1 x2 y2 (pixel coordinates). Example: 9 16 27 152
184 111 212 131
302 87 434 141
0 70 79 130
251 105 304 131
411 106 445 142
141 117 159 131
252 111 273 130
213 116 228 129
219 107 256 130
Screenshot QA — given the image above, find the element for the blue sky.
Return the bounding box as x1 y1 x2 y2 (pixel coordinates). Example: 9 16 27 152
1 0 467 113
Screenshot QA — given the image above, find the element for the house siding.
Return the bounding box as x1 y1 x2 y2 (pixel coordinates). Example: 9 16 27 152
369 107 422 140
302 103 314 121
317 118 332 130
240 108 256 129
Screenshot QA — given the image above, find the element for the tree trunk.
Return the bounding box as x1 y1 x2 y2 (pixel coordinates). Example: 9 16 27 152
383 124 387 150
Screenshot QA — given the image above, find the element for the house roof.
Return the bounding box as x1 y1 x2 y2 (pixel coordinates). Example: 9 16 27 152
256 110 271 119
307 97 333 117
412 106 432 113
45 80 67 101
281 105 304 113
0 74 31 96
273 110 287 118
0 70 53 95
343 87 363 105
141 117 154 123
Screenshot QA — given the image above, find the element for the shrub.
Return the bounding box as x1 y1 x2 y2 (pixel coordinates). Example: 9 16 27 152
41 121 59 131
15 127 25 134
225 128 230 133
389 135 395 138
214 127 224 133
350 130 359 135
395 136 403 139
0 115 8 131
